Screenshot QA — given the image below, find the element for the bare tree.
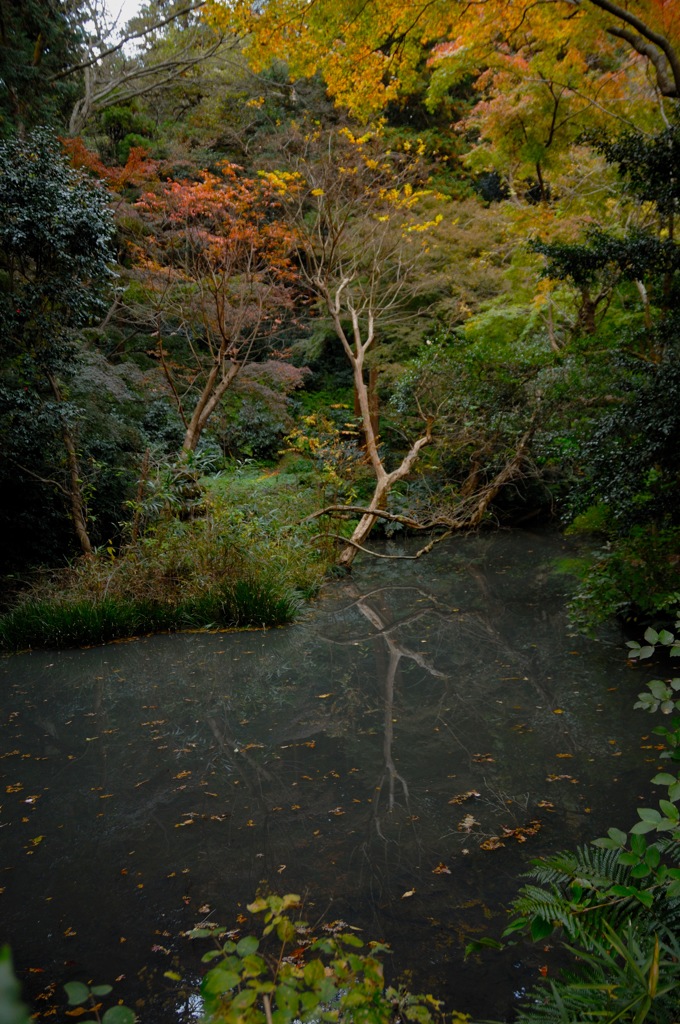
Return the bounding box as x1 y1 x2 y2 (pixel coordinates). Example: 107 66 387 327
273 131 444 567
57 0 233 134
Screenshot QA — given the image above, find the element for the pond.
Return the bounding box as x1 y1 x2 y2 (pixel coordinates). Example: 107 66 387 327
0 529 657 1022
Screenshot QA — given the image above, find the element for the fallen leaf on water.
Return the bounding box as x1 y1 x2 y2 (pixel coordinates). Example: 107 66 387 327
457 814 479 833
552 709 564 715
29 836 45 847
555 753 572 759
401 889 416 898
472 753 495 763
6 783 23 793
537 800 555 810
317 693 333 699
64 927 76 937
174 771 192 780
432 862 451 875
480 837 505 851
448 790 481 805
329 807 345 816
277 864 286 874
174 820 195 828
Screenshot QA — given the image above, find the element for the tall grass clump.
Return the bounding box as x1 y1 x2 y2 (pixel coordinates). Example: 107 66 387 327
0 462 330 651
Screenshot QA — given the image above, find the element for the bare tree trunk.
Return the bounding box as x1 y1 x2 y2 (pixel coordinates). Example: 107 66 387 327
181 359 240 452
322 283 432 570
47 373 94 557
337 358 431 568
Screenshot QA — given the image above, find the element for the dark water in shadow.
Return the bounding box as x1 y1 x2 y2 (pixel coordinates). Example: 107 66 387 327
0 530 658 1021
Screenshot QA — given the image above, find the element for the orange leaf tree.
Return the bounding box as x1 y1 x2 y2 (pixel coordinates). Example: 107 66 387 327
130 162 300 452
207 0 678 189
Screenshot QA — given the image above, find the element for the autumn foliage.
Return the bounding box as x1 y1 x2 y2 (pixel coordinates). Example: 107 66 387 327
129 162 300 451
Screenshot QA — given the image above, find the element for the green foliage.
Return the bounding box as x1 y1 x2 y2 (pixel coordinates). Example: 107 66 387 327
476 622 680 1024
189 894 468 1024
0 946 29 1024
0 0 82 136
63 979 135 1024
568 526 680 631
0 128 117 563
0 129 115 358
584 116 680 217
515 923 680 1024
0 581 298 652
0 460 330 649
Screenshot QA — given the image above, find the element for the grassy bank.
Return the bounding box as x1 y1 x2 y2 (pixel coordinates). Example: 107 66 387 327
1 462 336 652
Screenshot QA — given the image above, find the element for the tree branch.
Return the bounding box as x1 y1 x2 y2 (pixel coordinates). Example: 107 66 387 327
584 0 680 96
51 2 208 81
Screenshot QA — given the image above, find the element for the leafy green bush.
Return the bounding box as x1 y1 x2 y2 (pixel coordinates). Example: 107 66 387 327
470 624 680 1024
0 462 330 650
568 526 680 630
188 894 468 1024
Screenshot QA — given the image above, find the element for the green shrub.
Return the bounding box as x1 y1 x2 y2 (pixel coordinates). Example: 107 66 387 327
568 525 680 631
0 463 329 650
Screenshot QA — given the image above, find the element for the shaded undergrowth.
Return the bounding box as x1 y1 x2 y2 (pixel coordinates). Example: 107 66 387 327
0 462 334 651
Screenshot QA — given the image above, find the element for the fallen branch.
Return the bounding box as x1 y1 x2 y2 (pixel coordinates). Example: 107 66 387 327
309 417 538 563
305 505 424 528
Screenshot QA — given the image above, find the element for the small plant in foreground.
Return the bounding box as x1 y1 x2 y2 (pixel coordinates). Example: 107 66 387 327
187 894 468 1024
63 980 135 1024
466 622 680 1024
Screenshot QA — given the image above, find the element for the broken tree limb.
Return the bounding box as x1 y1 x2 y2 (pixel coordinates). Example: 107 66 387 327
309 416 538 566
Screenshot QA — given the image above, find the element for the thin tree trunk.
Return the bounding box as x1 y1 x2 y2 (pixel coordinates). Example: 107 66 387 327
181 359 240 451
47 373 94 557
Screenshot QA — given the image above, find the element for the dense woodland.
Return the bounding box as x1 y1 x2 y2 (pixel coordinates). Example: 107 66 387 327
2 1 680 1021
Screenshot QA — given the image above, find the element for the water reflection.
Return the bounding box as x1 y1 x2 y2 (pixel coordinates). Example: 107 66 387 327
0 531 654 1021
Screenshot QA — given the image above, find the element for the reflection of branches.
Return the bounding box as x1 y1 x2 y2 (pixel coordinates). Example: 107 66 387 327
348 588 449 847
373 648 410 839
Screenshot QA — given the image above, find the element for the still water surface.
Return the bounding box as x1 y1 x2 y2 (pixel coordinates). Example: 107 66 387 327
0 530 657 1021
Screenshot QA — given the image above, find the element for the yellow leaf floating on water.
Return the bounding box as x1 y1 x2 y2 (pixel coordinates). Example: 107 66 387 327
401 889 416 898
432 862 451 875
